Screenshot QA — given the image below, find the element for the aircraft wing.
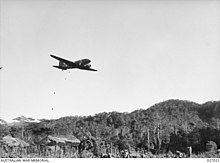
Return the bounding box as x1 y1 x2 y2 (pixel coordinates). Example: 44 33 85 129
50 55 77 66
79 67 97 71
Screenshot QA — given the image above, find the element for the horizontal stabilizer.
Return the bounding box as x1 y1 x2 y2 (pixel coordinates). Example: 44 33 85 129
53 66 66 70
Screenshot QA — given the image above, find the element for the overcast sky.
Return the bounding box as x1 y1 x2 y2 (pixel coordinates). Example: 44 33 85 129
0 0 220 122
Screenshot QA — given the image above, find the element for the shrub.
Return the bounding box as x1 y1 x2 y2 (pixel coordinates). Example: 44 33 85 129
206 141 217 153
165 151 175 158
144 152 154 158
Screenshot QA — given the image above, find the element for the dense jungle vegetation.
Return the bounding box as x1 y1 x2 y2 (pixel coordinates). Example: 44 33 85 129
1 99 220 156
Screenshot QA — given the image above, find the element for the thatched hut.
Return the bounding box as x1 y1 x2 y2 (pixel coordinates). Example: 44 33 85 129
0 135 29 157
38 135 80 157
1 135 29 147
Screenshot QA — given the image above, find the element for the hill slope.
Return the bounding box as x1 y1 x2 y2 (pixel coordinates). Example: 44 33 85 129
2 99 220 154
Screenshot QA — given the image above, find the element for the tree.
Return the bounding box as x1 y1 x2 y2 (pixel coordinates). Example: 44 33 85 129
13 115 35 139
0 124 9 137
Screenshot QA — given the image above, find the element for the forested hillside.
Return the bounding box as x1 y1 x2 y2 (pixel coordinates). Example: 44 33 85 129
1 99 220 156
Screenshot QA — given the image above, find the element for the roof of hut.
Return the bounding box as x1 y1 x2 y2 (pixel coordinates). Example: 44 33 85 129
62 135 81 144
48 135 66 144
0 135 29 147
47 135 80 145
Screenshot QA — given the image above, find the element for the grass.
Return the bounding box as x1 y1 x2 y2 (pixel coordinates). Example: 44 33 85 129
1 147 220 158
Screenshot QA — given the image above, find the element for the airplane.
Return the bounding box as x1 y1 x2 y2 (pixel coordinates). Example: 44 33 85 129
50 55 97 71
